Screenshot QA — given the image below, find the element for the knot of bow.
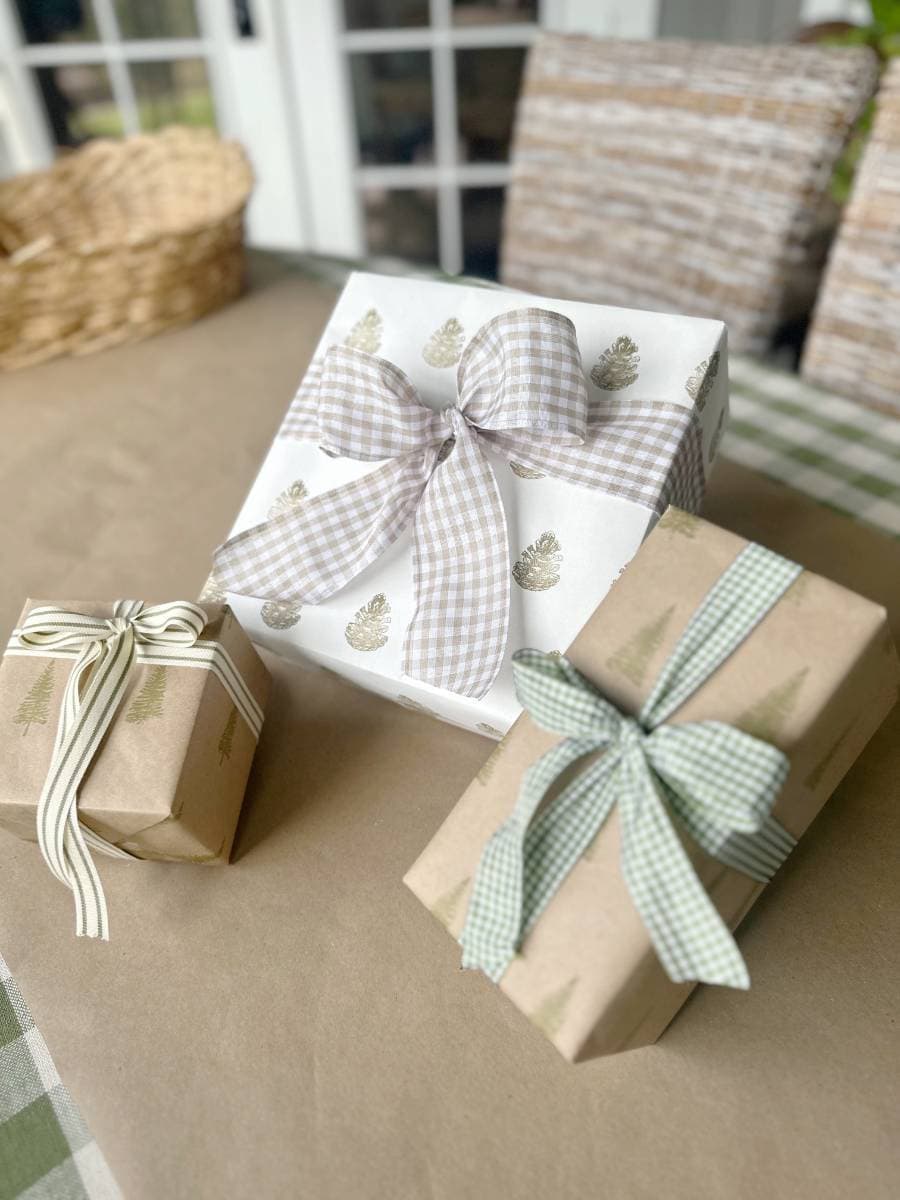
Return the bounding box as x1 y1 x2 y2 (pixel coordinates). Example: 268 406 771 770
17 601 208 940
459 542 805 990
212 308 704 698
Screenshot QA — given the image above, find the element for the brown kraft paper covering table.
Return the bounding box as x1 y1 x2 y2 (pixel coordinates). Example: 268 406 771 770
0 262 898 1200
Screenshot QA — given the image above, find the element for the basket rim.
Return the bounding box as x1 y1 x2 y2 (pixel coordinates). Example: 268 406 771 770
0 126 254 265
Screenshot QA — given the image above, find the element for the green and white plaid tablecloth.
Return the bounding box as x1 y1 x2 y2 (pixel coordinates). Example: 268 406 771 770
1 255 899 1197
0 957 121 1200
728 356 900 540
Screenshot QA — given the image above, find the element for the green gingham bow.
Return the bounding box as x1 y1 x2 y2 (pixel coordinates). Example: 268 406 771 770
460 542 803 989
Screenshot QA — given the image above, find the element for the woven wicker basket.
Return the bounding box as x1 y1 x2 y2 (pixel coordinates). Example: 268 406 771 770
0 126 253 370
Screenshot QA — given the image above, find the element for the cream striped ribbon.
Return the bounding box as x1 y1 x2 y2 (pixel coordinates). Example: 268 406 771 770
9 601 264 941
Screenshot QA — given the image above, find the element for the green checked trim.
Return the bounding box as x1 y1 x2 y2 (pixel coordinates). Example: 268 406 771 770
0 956 121 1200
460 541 801 990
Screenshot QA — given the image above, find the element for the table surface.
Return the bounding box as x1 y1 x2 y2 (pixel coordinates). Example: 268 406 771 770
1 258 899 1200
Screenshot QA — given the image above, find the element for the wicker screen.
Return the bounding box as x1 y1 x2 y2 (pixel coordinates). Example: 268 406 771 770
501 35 877 354
802 60 900 415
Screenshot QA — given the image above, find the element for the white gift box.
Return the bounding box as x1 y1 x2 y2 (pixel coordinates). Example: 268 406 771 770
219 272 728 737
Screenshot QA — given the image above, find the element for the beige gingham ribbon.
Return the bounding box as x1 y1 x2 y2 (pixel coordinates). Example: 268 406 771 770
12 601 263 940
213 308 705 697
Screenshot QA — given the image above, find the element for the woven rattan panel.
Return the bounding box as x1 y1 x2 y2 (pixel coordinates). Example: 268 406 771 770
802 60 900 415
501 35 877 354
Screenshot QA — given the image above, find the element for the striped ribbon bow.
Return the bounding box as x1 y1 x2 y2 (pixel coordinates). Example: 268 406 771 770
17 600 209 941
460 543 803 989
212 308 704 698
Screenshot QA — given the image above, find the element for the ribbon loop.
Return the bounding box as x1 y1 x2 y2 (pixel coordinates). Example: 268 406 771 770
213 308 707 698
461 541 802 990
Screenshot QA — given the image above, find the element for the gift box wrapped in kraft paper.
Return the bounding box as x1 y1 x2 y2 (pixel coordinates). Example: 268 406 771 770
0 599 269 940
404 509 900 1061
210 272 728 737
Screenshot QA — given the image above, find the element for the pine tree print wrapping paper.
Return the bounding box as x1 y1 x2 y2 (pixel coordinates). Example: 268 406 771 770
404 512 899 1061
0 601 270 866
220 273 728 737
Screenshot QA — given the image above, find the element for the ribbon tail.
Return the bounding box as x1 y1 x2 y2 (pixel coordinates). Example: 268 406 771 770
460 736 598 980
618 749 750 989
404 426 508 697
37 628 137 940
212 457 431 604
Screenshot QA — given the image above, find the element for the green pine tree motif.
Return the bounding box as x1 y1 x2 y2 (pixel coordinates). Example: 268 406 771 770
198 570 227 603
268 478 308 519
590 335 640 390
125 665 167 724
344 308 383 354
260 600 302 630
513 531 563 592
684 351 721 411
509 461 545 479
737 667 809 744
783 571 810 607
430 877 470 930
529 977 578 1040
345 593 391 651
422 317 465 368
606 606 675 687
476 738 505 785
13 661 55 736
658 508 700 539
218 705 238 766
804 721 855 790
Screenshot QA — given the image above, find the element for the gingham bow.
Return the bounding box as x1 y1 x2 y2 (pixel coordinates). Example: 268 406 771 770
460 542 803 988
213 308 705 697
18 600 208 940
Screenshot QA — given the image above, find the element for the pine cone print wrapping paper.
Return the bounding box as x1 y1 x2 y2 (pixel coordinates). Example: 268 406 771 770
218 272 728 737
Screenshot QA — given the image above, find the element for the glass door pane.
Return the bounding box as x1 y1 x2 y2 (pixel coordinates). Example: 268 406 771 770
33 63 122 147
130 59 215 130
113 0 200 39
344 0 430 29
13 0 99 43
456 46 525 162
350 51 434 165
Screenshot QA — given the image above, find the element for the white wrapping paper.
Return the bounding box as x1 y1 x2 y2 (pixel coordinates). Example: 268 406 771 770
221 273 728 736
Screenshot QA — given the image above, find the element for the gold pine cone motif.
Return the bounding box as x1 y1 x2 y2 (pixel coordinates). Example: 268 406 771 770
684 351 720 410
260 600 302 630
509 461 545 479
345 593 391 651
268 479 308 519
512 531 563 592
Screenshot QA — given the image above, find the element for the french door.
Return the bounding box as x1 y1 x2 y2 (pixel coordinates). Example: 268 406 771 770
0 0 659 259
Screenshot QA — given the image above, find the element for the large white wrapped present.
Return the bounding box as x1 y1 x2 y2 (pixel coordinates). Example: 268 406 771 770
212 272 728 737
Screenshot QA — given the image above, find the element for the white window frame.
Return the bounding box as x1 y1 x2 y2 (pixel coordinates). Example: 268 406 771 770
284 0 660 270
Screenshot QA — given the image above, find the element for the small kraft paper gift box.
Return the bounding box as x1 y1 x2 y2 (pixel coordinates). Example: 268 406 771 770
0 599 269 939
209 272 728 737
404 509 899 1061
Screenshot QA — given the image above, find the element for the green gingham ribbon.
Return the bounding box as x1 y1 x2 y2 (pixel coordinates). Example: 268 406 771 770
460 543 803 989
11 601 263 942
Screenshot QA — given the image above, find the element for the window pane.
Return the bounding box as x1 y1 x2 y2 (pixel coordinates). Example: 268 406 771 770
15 0 98 42
344 0 429 29
456 47 525 163
34 64 121 148
462 186 505 279
114 0 199 39
453 0 537 24
363 188 438 264
131 59 216 131
351 52 433 166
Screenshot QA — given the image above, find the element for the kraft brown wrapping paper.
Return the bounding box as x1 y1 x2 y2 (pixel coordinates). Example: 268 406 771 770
0 600 270 863
0 261 898 1198
404 511 898 1061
